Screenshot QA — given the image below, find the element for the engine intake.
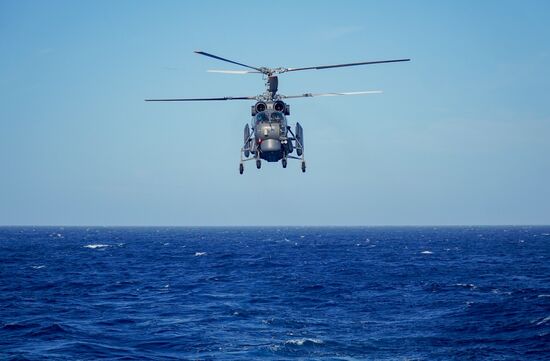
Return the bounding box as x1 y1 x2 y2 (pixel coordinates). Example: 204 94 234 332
273 100 286 112
255 102 267 113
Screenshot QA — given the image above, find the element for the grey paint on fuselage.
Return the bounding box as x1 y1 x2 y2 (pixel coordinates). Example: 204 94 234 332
253 110 289 162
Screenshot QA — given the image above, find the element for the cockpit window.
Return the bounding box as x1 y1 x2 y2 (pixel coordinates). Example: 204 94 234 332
256 112 268 122
271 112 284 122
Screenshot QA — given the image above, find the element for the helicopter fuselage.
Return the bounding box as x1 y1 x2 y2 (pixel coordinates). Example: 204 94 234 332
242 100 304 171
252 110 289 162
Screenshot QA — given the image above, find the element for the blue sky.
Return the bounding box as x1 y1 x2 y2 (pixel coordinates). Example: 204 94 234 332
1 0 549 226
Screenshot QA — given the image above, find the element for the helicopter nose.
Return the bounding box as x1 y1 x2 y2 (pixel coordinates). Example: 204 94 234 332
260 139 281 152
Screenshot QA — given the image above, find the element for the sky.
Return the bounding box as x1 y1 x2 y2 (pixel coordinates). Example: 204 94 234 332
1 0 549 226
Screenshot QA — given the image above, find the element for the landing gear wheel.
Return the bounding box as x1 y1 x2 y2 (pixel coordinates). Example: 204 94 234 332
282 159 287 168
239 163 244 175
256 159 261 169
301 161 306 173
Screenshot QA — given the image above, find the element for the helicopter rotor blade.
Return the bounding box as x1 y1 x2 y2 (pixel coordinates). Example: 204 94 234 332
281 90 383 99
194 51 264 73
283 59 410 73
145 96 257 102
207 69 262 74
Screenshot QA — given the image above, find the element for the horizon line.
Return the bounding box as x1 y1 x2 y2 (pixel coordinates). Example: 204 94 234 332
1 224 549 228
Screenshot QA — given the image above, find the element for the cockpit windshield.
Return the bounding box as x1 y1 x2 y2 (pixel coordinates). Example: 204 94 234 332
255 112 268 122
270 112 284 122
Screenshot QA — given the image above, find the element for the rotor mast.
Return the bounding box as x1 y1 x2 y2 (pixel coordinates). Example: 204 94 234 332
265 75 278 101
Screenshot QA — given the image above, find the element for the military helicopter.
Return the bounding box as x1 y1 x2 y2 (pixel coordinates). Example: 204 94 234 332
146 51 410 174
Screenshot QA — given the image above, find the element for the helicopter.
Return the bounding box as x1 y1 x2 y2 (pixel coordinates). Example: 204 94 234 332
146 51 410 174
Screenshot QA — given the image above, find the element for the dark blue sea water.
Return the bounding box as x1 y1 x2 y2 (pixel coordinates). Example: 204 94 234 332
1 227 549 360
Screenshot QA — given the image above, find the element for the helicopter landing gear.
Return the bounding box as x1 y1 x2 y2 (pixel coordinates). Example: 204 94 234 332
282 158 287 168
295 123 304 157
240 132 259 173
286 125 305 173
243 124 251 158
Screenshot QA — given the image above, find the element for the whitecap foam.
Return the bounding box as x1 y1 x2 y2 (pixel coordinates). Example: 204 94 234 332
535 316 550 326
538 294 550 298
285 338 323 346
32 265 46 269
421 250 433 254
194 252 207 257
84 244 110 249
491 289 512 295
455 283 476 289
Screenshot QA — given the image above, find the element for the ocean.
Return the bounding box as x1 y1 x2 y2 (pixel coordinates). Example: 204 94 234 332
1 227 549 360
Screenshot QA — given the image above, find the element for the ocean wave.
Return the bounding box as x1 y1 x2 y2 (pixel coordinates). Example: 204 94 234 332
535 316 550 326
454 283 476 289
28 323 70 337
2 322 37 331
194 252 207 256
491 288 512 295
421 250 433 254
84 244 110 249
284 338 323 346
51 341 134 356
96 318 137 326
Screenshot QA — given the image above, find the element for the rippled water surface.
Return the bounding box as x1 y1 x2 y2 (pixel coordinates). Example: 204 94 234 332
1 227 549 360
